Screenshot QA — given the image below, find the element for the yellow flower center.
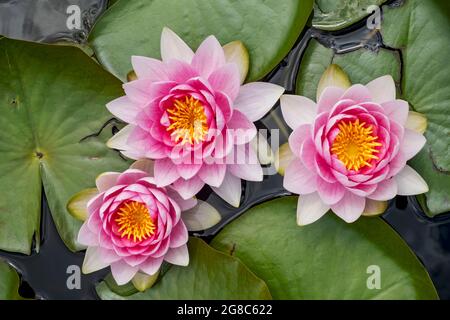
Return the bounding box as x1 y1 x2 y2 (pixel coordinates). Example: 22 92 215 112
166 96 208 145
330 119 382 171
115 201 156 242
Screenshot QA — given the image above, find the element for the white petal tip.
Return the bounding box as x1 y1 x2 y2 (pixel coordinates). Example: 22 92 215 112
396 165 429 195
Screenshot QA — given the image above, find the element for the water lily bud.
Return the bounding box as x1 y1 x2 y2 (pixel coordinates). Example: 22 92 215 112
405 111 427 134
316 64 351 101
132 270 160 292
223 40 249 84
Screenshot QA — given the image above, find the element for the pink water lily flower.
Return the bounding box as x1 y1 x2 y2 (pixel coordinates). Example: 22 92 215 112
280 75 428 225
107 27 284 207
78 169 196 285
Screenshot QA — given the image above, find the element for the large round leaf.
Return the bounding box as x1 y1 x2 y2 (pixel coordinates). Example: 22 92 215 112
296 0 450 216
0 260 22 300
96 237 272 300
313 0 387 30
0 37 129 254
381 0 450 215
88 0 313 82
212 197 438 299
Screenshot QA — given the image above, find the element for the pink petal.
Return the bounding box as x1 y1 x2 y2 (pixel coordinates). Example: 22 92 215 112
341 84 371 103
165 59 198 83
169 222 189 248
346 183 377 197
228 145 263 182
117 169 148 185
140 257 164 276
283 159 317 194
316 178 345 205
300 138 317 171
234 82 285 121
123 79 153 105
211 131 233 159
110 261 139 285
82 246 111 274
172 177 205 199
215 90 233 124
227 110 257 145
198 163 227 187
211 172 242 207
192 35 226 78
131 56 168 81
177 163 202 180
77 223 98 246
388 153 407 178
99 247 121 264
381 100 409 125
401 128 426 160
87 193 104 216
331 192 365 223
106 96 141 124
317 86 345 113
160 27 194 63
208 63 240 100
314 154 336 183
123 255 149 268
153 159 180 187
280 94 317 130
128 127 168 159
366 75 396 104
164 244 189 266
296 192 330 226
368 179 398 201
288 124 312 156
167 188 197 211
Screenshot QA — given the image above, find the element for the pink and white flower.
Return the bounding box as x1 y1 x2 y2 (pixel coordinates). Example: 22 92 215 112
280 74 428 225
106 27 284 207
77 168 197 285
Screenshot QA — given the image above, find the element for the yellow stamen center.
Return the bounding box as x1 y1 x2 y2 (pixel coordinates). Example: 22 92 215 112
330 119 382 171
166 96 208 145
115 201 156 242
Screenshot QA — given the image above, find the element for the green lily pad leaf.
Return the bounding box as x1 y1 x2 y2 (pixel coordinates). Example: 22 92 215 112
0 260 22 300
296 0 450 216
381 0 450 215
96 237 272 300
88 0 313 82
211 197 438 299
0 38 129 254
313 0 387 31
296 40 401 101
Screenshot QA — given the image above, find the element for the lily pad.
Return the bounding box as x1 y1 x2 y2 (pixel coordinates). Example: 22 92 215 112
0 38 129 254
212 197 438 299
0 260 22 300
96 237 272 300
313 0 387 31
296 0 450 216
88 0 313 82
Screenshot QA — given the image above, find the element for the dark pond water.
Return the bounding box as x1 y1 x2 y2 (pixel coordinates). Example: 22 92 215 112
0 0 449 300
